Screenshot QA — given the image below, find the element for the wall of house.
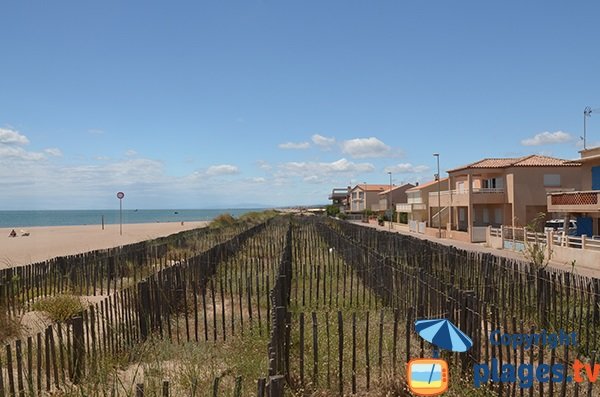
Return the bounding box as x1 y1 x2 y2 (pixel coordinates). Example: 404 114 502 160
511 167 582 226
472 204 506 227
366 191 381 210
581 157 600 190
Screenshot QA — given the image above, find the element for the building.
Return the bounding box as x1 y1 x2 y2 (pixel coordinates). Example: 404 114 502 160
328 187 350 211
374 183 415 213
547 146 600 236
429 155 581 242
348 184 390 213
396 178 448 225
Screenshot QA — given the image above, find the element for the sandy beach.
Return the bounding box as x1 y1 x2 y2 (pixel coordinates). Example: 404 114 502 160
0 221 209 268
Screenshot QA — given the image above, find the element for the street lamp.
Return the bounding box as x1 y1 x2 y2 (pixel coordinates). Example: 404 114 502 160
433 153 441 238
387 171 392 230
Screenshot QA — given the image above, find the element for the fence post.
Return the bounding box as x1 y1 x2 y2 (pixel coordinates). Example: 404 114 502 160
582 235 587 250
269 375 285 397
72 316 85 384
257 378 266 397
138 281 150 341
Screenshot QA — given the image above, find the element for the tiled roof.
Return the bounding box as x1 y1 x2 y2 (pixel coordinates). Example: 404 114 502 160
353 184 390 192
448 155 581 172
379 183 415 195
406 178 448 192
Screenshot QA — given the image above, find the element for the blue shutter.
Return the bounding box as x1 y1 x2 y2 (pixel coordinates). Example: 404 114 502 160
592 166 600 190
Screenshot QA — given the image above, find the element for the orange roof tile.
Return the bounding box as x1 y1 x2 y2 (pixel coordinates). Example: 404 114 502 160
448 155 580 172
353 184 390 192
378 183 415 195
406 178 448 192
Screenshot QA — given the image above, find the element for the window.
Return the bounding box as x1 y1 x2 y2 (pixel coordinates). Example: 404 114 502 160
482 177 503 189
544 174 561 187
483 208 489 223
459 208 466 222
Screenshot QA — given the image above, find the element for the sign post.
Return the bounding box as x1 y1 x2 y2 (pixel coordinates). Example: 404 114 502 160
117 192 125 236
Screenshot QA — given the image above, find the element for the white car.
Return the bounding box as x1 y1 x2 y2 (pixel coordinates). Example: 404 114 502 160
544 219 577 236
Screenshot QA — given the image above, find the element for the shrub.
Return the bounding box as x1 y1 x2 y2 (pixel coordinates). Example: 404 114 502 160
210 213 238 229
32 294 85 322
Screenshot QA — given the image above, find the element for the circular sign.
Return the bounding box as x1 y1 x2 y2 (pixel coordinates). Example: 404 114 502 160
117 192 125 199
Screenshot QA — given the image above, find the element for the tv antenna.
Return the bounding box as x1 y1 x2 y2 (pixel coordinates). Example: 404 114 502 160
583 106 600 149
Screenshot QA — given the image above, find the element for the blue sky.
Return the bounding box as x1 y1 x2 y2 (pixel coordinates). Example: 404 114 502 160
1 1 600 209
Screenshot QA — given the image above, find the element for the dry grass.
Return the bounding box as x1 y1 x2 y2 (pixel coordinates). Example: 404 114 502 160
32 294 85 321
0 310 22 342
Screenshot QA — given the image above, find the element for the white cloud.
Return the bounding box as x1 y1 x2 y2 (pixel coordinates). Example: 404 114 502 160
206 164 240 176
252 177 266 183
88 129 104 135
0 128 29 145
385 163 430 174
311 134 336 148
303 176 321 184
125 149 138 157
278 141 310 150
340 137 398 158
279 158 375 177
44 148 63 157
521 131 572 146
256 160 272 171
0 145 45 161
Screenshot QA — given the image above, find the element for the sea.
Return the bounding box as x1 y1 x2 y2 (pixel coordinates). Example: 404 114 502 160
0 209 264 228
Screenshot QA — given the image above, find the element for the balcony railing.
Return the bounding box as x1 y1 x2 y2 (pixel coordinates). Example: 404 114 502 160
549 191 599 206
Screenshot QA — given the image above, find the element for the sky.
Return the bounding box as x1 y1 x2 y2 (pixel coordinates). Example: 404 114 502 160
1 1 600 210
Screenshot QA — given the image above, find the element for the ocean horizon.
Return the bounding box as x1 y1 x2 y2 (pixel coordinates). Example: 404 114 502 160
0 209 265 228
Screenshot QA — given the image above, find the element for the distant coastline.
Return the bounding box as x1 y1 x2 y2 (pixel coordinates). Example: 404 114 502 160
0 208 264 228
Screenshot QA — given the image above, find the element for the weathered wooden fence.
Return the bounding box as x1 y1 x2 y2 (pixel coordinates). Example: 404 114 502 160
0 223 253 319
0 219 281 396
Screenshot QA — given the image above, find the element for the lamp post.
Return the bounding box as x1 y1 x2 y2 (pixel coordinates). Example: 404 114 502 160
433 153 441 238
116 191 125 236
387 171 392 230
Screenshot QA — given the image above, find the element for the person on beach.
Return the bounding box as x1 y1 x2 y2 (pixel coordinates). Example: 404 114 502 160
8 229 17 237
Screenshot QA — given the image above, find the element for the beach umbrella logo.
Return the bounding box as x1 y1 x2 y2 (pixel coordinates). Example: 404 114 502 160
415 318 472 353
407 318 472 396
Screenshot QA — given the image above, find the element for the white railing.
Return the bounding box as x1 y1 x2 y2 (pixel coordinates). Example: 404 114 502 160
472 188 505 193
429 188 504 200
491 226 600 253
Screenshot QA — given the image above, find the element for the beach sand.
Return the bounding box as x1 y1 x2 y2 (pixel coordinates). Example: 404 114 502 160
0 221 209 268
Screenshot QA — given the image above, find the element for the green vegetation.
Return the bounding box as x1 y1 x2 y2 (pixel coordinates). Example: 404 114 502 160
325 204 340 217
210 209 280 229
524 212 552 271
32 294 85 322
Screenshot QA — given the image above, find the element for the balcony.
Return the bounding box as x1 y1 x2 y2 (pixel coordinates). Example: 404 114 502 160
429 188 506 207
396 203 427 213
547 191 600 213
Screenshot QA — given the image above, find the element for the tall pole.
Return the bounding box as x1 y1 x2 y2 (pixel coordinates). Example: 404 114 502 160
434 153 441 238
388 171 392 230
117 192 125 236
584 106 593 150
119 199 122 236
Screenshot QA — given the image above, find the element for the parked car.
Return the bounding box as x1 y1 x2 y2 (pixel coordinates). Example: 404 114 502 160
544 219 577 236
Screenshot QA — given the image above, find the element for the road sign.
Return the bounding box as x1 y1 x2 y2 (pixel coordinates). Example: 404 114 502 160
117 192 125 199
